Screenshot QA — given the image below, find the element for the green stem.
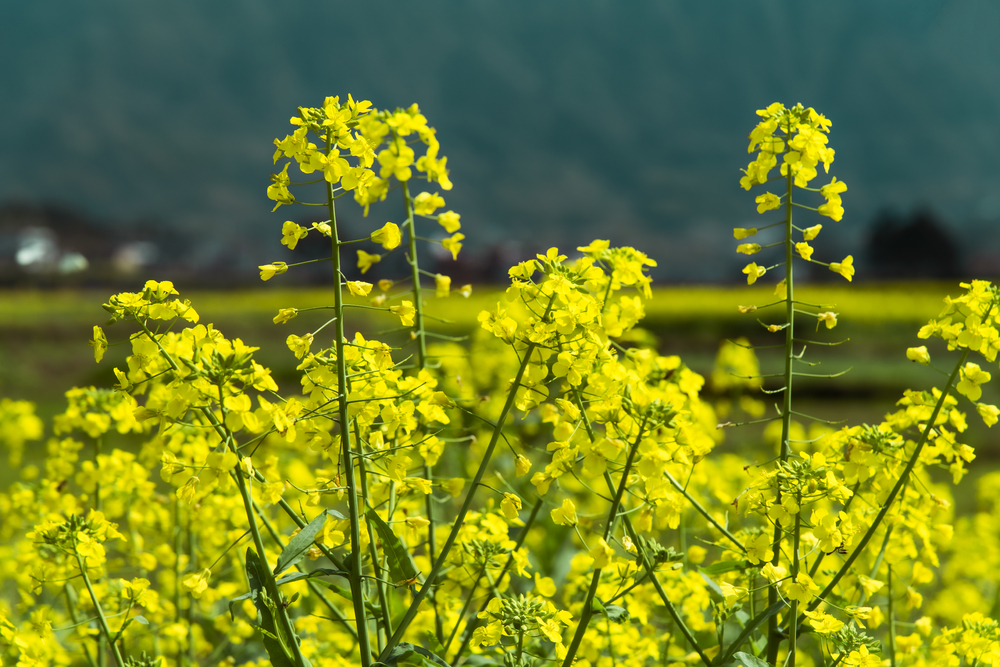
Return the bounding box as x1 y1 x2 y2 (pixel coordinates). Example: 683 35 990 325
808 346 972 610
560 417 648 667
327 148 373 666
378 300 554 661
401 179 427 369
233 462 310 667
63 584 98 667
450 499 544 662
569 387 707 665
75 552 126 667
788 499 801 667
767 146 796 667
424 463 444 645
357 437 393 644
253 501 360 643
664 470 744 552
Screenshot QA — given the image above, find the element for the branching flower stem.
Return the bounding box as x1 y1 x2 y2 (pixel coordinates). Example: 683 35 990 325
378 296 556 662
767 144 797 666
326 161 373 667
74 552 126 667
808 345 973 611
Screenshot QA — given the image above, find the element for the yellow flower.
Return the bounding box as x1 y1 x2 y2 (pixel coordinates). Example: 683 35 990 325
90 326 107 363
795 242 814 260
389 300 416 326
906 346 930 365
742 263 766 285
413 191 445 216
280 221 309 249
273 308 298 324
783 573 820 604
259 262 288 281
437 210 461 233
550 498 577 526
347 281 373 297
590 538 614 569
977 402 1000 427
844 645 880 667
534 573 556 597
357 250 382 274
957 362 991 401
434 273 451 297
733 227 757 239
803 224 823 240
370 222 401 250
500 493 522 520
441 478 465 497
760 562 787 583
182 569 212 599
737 305 757 314
737 243 761 255
803 611 844 634
745 533 773 564
816 311 838 329
828 255 854 281
755 192 781 213
515 454 531 476
286 333 314 359
459 284 472 298
441 233 464 260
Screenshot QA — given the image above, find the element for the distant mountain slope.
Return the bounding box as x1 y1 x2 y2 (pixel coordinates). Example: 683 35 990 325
1 0 998 280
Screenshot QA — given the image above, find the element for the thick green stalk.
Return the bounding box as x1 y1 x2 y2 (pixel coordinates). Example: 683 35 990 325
233 462 310 667
326 168 373 666
253 501 360 643
397 179 442 638
75 552 126 667
767 156 796 665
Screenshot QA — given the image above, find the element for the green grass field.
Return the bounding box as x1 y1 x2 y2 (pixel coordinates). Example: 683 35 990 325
3 281 994 457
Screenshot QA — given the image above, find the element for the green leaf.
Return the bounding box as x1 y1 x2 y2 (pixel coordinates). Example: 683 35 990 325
699 560 750 575
365 509 419 584
132 615 149 625
603 604 631 624
717 601 786 666
244 547 296 667
383 643 450 667
422 631 447 661
731 652 771 667
274 509 344 576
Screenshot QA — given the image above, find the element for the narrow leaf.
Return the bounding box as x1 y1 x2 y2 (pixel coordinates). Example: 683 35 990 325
275 568 346 587
275 510 335 575
366 509 419 584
